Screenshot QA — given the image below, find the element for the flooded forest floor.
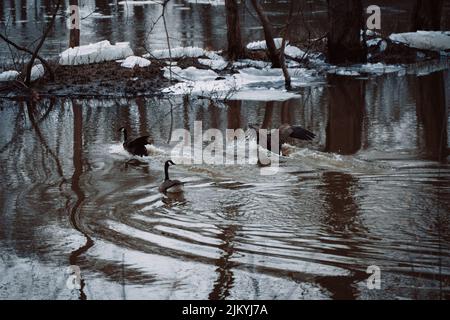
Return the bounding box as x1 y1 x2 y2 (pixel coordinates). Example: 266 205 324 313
0 38 445 99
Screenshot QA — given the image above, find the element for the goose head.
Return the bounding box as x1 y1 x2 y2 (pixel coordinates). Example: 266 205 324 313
166 160 176 167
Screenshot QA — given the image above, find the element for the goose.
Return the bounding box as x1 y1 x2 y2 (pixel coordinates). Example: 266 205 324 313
249 123 315 154
159 160 184 193
118 127 152 157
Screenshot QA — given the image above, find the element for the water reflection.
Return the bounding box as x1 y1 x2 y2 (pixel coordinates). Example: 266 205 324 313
68 101 93 300
209 204 240 300
0 70 449 299
316 171 368 300
325 74 365 155
415 72 448 162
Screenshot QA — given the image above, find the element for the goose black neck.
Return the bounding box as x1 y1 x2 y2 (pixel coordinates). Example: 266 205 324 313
164 162 170 181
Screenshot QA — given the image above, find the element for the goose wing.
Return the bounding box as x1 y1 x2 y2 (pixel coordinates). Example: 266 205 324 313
286 125 315 141
127 135 152 148
159 179 183 193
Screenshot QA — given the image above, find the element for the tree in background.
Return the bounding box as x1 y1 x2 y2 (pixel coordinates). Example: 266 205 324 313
69 0 80 48
411 0 443 31
327 0 366 64
250 0 281 68
225 0 245 61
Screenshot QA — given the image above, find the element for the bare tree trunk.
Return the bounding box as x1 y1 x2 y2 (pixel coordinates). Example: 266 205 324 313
411 0 443 31
279 0 295 90
24 0 62 86
250 0 281 68
327 0 366 64
225 0 245 60
69 0 80 47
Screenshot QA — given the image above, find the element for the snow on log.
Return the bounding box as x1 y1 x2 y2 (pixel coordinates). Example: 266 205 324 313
389 31 450 52
120 56 151 68
59 40 134 66
0 70 19 82
30 64 45 81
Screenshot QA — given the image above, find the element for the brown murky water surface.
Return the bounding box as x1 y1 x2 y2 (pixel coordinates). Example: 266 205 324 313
1 70 449 299
1 0 450 300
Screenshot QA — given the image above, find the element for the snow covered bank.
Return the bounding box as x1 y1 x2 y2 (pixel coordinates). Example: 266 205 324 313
246 39 310 61
389 31 450 52
148 47 206 59
148 46 228 70
30 64 45 81
162 66 323 100
59 40 134 66
233 59 271 69
118 0 162 5
247 38 284 51
185 0 224 5
198 58 228 70
163 66 220 82
328 62 405 77
120 56 151 68
0 65 44 82
0 70 19 82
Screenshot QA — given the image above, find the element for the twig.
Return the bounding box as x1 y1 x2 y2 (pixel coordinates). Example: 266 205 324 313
24 0 62 86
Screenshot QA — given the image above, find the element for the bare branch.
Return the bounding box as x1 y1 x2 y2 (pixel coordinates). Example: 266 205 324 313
24 0 62 86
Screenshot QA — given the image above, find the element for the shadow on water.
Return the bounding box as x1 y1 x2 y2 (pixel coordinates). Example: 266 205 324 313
208 105 245 300
26 99 65 180
316 171 368 299
208 216 240 300
415 71 448 162
316 75 368 299
325 74 365 155
68 101 94 300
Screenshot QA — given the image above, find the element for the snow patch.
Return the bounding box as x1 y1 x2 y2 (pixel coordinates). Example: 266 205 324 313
247 38 284 51
163 66 219 81
148 46 206 59
233 59 271 69
118 0 162 5
389 31 450 52
59 40 134 65
120 56 151 68
162 66 323 99
30 64 45 81
198 58 228 70
284 45 307 59
328 63 405 76
0 70 19 82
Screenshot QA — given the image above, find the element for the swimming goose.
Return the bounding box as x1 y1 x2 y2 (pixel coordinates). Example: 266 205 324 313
249 123 315 154
159 160 184 193
118 127 152 157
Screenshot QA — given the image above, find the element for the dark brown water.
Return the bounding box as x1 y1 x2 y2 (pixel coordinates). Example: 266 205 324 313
1 0 450 300
1 69 449 299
